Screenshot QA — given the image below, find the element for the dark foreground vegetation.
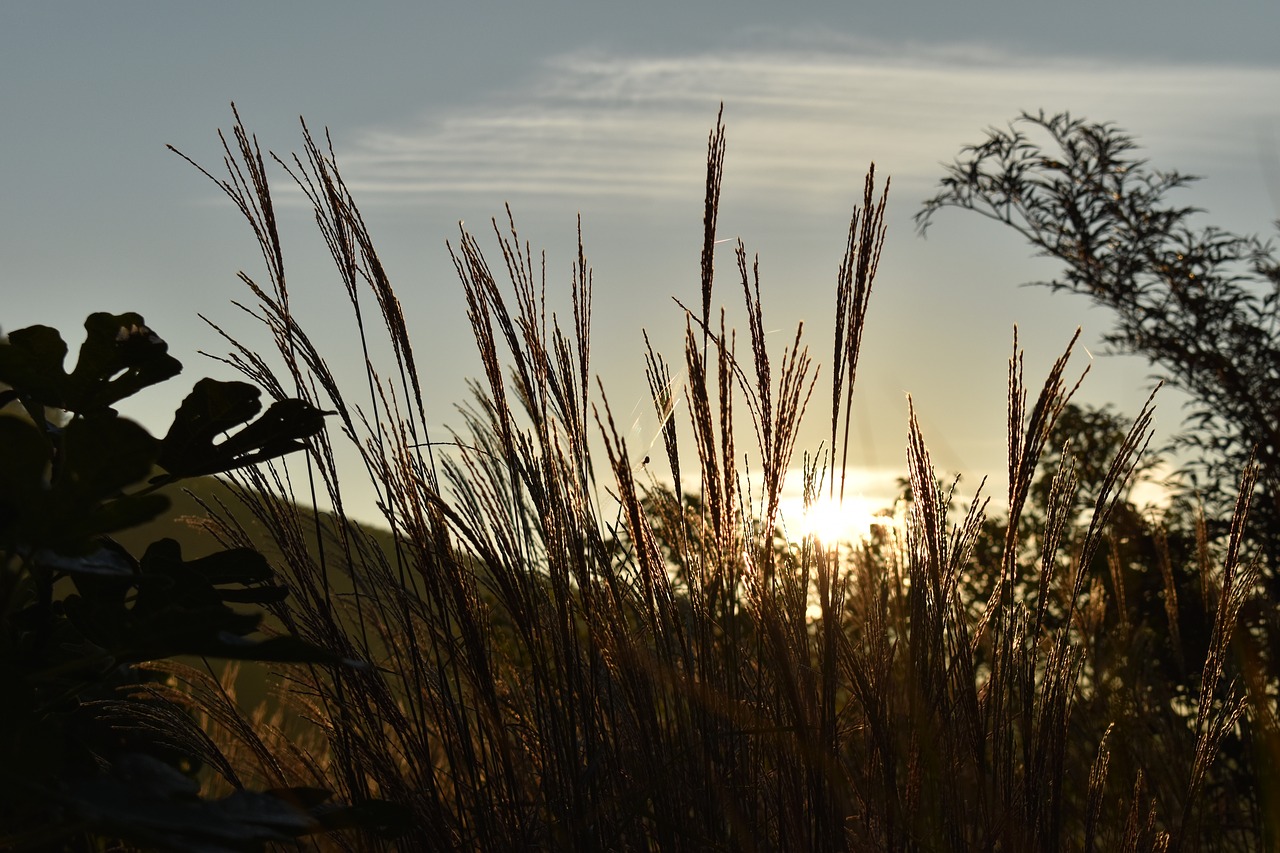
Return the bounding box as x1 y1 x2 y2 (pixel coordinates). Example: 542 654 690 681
3 108 1278 851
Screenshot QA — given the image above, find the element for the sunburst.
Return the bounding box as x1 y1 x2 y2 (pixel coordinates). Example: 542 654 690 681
783 492 888 547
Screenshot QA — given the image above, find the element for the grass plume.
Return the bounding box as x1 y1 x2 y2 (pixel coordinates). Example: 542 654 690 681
158 107 1276 852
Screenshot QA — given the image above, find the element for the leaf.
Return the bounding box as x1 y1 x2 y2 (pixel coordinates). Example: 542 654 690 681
0 314 181 414
58 753 320 851
212 397 330 464
160 379 264 469
122 538 263 656
78 493 172 541
308 796 414 838
61 414 159 498
157 379 331 480
0 416 50 540
2 415 168 552
67 313 183 413
27 542 137 578
0 324 70 406
122 540 360 666
184 545 274 586
215 585 291 605
195 633 370 668
262 787 333 809
37 415 168 551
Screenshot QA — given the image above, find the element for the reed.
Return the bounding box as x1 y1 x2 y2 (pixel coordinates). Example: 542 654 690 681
168 108 1269 851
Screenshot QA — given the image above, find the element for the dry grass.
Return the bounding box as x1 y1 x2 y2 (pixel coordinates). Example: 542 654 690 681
165 108 1272 851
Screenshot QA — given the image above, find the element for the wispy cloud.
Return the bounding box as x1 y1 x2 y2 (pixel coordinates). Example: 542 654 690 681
338 40 1280 207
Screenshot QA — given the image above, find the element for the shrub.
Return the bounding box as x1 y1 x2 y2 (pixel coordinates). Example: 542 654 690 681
0 314 397 850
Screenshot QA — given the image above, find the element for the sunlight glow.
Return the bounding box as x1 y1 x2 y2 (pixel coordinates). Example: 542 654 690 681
783 493 891 547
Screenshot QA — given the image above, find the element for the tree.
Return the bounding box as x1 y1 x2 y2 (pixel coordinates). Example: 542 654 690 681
916 110 1280 575
918 120 1280 840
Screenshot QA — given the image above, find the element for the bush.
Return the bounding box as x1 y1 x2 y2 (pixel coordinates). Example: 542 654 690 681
0 314 398 850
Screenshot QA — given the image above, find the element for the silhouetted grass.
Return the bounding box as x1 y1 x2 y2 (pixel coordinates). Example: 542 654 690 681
161 108 1271 851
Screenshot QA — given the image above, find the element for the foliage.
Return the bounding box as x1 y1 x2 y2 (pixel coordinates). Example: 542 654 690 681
155 107 1277 851
917 113 1280 840
0 314 398 850
915 110 1280 567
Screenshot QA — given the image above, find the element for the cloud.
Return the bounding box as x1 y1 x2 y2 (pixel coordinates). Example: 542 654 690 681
336 41 1280 208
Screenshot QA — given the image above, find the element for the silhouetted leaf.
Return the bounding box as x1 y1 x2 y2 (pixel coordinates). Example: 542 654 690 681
33 415 168 551
118 539 359 665
0 314 181 415
0 416 49 542
69 314 183 413
58 753 319 851
1 414 169 553
201 633 370 668
184 545 274 586
0 324 70 407
309 796 414 838
157 378 331 481
77 492 172 544
61 413 158 497
28 542 136 578
216 585 290 605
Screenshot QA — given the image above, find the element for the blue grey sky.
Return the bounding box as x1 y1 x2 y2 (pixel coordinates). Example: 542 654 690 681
3 2 1278 519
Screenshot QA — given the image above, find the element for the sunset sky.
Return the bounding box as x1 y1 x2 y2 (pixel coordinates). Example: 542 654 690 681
3 2 1278 523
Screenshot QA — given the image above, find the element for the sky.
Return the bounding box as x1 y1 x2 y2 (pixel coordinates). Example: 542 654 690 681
2 2 1278 526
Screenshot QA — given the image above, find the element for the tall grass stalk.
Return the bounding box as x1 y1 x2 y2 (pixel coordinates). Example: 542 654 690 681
169 109 1267 851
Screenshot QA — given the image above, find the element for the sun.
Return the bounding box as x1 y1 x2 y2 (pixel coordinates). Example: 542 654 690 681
783 493 888 547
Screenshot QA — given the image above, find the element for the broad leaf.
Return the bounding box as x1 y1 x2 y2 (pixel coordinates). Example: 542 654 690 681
1 414 168 553
0 416 49 542
44 415 166 551
157 378 331 481
57 753 319 851
121 539 361 666
195 633 370 667
0 313 181 414
0 324 69 406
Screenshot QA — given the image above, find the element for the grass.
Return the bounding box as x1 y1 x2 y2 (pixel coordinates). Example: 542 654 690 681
153 107 1274 851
